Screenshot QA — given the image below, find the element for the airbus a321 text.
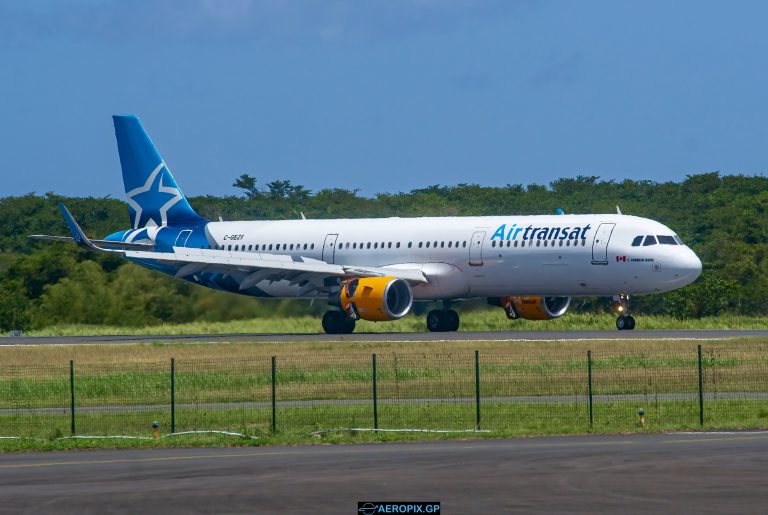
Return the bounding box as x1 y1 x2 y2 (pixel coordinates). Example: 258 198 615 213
32 115 703 333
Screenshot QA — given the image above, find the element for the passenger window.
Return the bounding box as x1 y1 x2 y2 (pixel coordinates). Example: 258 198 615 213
426 242 431 248
289 244 294 250
462 241 467 248
514 241 518 248
631 236 643 247
536 241 541 247
408 242 412 248
367 242 371 249
440 241 444 248
491 241 496 247
388 242 392 248
374 242 378 249
311 243 315 250
657 235 677 245
396 242 401 248
643 235 658 246
418 242 423 248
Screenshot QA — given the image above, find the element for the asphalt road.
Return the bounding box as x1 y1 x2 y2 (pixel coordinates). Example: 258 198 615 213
1 432 767 514
3 329 768 345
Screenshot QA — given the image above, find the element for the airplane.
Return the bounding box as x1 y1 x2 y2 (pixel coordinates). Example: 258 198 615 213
31 115 703 333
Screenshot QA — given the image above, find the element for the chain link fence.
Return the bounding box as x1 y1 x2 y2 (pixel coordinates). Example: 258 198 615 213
1 344 767 439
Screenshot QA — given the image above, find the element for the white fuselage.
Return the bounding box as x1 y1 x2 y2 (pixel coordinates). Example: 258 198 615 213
198 213 702 300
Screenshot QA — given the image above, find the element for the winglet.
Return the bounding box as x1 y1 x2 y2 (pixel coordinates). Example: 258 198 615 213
555 208 565 215
59 203 106 252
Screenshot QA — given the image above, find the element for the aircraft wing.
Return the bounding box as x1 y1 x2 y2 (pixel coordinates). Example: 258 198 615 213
126 247 427 295
34 202 428 295
29 235 155 251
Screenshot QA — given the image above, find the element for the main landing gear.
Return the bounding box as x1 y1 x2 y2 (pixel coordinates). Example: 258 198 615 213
613 294 636 331
322 310 356 334
426 307 460 332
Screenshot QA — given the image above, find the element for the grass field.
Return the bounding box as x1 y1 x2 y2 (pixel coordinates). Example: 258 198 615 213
14 312 768 337
2 336 768 451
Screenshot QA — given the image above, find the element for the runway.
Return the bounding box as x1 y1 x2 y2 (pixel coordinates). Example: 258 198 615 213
3 329 768 345
1 432 767 514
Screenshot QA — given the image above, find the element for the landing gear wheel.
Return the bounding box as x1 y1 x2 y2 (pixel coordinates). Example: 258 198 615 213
426 309 460 332
426 310 446 332
322 310 356 334
445 309 460 332
616 315 636 331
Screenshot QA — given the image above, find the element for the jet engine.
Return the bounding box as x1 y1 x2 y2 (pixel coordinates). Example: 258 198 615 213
340 277 413 321
489 296 571 320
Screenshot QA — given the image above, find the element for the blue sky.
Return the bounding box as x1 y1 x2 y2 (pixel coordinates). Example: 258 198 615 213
1 0 767 198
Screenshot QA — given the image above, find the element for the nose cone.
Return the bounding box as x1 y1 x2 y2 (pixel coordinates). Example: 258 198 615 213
675 248 702 286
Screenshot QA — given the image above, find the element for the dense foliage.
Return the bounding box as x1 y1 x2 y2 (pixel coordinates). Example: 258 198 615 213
0 172 764 331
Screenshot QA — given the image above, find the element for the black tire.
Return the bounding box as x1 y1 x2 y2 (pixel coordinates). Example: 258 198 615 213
322 310 345 334
340 317 356 334
445 309 460 332
626 316 636 330
426 310 446 332
616 316 627 331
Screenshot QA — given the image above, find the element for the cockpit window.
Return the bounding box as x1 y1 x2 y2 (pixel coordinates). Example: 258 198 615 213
642 235 658 246
657 235 677 245
674 235 685 245
631 236 643 247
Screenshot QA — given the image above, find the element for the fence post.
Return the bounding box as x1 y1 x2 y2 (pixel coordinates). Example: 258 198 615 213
170 358 176 434
372 353 378 431
697 344 704 426
271 356 277 434
475 350 481 430
69 360 75 435
587 350 593 429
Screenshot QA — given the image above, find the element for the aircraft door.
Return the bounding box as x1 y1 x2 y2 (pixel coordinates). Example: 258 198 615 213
322 234 339 263
591 223 616 265
469 231 485 266
174 229 192 247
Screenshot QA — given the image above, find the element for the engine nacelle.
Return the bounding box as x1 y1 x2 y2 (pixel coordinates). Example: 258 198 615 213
489 296 571 320
340 277 413 321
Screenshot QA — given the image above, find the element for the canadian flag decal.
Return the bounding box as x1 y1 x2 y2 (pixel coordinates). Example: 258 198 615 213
616 255 628 262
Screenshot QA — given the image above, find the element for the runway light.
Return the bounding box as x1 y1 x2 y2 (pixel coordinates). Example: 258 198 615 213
638 408 645 428
152 421 159 440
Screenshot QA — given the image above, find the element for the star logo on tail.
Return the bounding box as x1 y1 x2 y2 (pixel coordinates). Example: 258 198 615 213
126 162 183 229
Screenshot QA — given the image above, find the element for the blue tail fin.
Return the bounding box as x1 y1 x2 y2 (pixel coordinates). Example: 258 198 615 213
113 115 206 229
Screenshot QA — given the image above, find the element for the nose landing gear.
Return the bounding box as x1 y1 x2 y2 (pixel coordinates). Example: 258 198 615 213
613 294 636 330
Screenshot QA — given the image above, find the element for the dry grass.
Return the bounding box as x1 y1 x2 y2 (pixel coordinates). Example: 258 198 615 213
2 337 767 367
